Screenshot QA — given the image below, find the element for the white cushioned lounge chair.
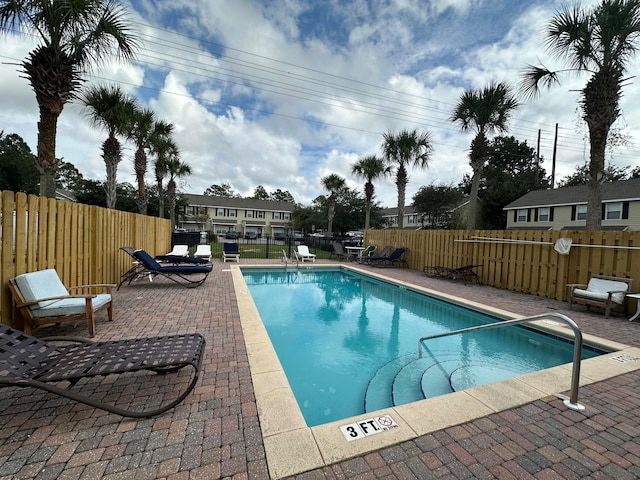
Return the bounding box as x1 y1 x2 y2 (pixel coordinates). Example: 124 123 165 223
9 269 114 337
295 245 316 262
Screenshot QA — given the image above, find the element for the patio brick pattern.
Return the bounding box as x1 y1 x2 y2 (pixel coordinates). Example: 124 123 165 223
1 259 639 479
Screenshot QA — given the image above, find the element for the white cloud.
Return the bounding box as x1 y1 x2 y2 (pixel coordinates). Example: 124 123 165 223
1 0 639 210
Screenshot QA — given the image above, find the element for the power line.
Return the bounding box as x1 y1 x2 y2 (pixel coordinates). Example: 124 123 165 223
3 22 640 164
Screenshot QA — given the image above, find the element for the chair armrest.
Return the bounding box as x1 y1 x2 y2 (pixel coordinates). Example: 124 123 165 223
16 294 97 308
69 283 116 292
566 283 587 292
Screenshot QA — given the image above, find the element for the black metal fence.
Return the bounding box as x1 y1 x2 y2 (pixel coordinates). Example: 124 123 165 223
172 233 363 261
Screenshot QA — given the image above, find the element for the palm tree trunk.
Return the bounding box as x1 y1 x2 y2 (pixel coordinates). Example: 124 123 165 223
468 168 483 230
583 71 618 231
364 201 371 231
586 137 606 230
134 147 147 215
103 135 121 209
396 166 407 230
156 178 165 218
36 106 60 198
168 180 176 231
327 199 335 238
467 132 489 229
364 181 373 230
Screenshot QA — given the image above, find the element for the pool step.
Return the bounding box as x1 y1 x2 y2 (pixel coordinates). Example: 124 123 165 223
364 354 416 413
392 357 440 406
364 351 461 413
364 352 530 414
448 365 521 392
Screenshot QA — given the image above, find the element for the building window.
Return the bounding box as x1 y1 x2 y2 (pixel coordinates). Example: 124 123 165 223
283 213 290 220
246 210 254 218
538 207 550 222
273 212 281 220
605 202 622 220
256 211 265 219
216 208 225 216
228 209 236 217
576 205 587 220
408 215 416 224
516 209 527 222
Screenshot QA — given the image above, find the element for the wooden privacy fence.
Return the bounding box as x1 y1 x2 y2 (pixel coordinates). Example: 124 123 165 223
1 191 171 327
364 229 640 302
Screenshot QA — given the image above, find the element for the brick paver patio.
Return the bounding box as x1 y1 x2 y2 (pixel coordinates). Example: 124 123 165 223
1 259 640 479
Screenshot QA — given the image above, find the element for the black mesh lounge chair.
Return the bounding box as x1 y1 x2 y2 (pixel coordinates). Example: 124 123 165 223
331 241 350 260
0 325 205 418
369 247 407 267
118 248 212 290
423 264 482 285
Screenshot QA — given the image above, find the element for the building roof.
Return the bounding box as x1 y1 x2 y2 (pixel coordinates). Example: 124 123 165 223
55 189 76 202
504 178 640 210
184 194 295 212
381 206 418 216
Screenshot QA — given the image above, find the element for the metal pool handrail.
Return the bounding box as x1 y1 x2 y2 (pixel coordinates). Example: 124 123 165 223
417 312 585 411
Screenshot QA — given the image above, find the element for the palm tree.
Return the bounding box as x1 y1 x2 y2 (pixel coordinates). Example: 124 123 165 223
127 108 173 215
351 155 389 230
450 82 519 229
320 173 346 238
0 0 137 198
522 0 640 230
153 137 178 218
79 85 138 209
381 129 433 230
166 158 192 231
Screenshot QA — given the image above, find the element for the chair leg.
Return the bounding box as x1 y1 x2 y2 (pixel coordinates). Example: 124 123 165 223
107 301 114 321
86 298 96 337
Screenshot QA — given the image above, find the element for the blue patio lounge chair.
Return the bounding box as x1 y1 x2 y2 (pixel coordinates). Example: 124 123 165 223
363 245 392 264
118 248 212 289
368 247 407 267
358 245 376 263
0 324 205 418
223 243 240 262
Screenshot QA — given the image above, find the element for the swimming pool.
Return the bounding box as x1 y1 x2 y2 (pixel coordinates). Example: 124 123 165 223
242 267 603 427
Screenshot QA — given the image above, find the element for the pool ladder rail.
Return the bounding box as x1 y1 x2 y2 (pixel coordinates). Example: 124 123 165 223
418 312 585 411
281 249 298 267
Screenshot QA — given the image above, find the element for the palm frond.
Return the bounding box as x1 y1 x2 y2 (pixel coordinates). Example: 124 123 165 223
546 5 590 56
520 64 560 99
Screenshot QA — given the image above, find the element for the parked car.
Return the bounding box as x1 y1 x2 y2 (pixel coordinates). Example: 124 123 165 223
244 231 257 240
225 231 238 240
274 232 288 241
293 231 304 239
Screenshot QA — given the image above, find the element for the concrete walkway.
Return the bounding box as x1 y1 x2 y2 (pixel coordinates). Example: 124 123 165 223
1 259 640 479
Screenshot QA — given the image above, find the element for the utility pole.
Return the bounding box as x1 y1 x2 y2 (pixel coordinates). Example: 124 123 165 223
551 123 558 189
536 129 541 182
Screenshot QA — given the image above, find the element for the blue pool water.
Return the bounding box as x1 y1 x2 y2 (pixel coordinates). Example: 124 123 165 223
242 267 602 427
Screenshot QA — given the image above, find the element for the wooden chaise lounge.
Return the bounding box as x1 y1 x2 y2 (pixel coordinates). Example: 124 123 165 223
567 274 633 318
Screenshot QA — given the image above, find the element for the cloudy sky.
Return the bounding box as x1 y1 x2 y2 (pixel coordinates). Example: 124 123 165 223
2 0 640 207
